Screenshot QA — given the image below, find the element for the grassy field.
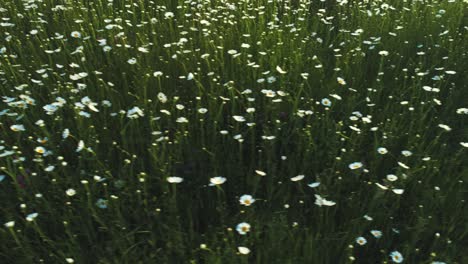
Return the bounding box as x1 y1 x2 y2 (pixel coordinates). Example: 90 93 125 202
0 0 467 263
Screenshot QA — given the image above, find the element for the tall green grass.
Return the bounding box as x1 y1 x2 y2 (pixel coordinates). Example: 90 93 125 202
0 0 467 263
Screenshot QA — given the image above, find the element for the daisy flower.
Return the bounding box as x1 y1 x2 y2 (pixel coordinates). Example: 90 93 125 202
348 162 363 170
255 170 266 176
153 71 163 77
386 174 398 181
76 140 85 152
70 31 81 38
126 106 144 118
10 124 26 132
209 176 226 186
356 237 367 245
236 222 251 235
62 129 70 139
337 77 346 85
187 73 194 80
4 221 15 228
401 150 412 157
176 117 188 123
239 194 255 206
375 182 389 190
66 188 77 196
321 98 332 107
307 182 320 188
34 146 46 154
157 92 168 103
138 47 149 53
96 198 108 209
237 246 250 255
377 147 388 154
276 65 287 74
438 124 451 131
164 12 174 19
291 175 305 182
314 194 336 207
397 162 410 169
389 251 404 263
241 43 250 48
167 177 183 183
456 108 468 114
233 115 246 122
379 50 389 56
370 230 383 238
26 212 39 222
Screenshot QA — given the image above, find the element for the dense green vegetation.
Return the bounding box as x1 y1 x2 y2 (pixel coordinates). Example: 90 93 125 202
0 0 467 263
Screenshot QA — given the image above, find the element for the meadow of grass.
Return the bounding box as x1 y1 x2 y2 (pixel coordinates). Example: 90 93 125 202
0 0 467 263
